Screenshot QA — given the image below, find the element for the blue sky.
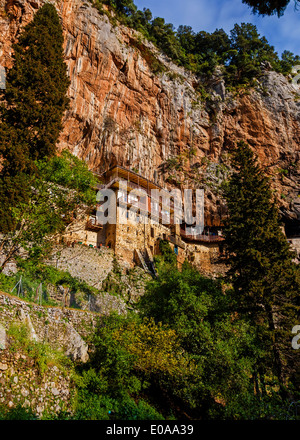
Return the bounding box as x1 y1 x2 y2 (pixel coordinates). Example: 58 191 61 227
134 0 300 57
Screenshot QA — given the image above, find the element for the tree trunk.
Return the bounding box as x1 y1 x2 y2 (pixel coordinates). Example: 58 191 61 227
0 244 18 274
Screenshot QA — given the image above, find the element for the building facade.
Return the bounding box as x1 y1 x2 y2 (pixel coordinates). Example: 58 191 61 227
64 166 225 274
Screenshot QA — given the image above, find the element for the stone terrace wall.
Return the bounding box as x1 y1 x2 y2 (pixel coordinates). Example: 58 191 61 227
0 292 101 361
0 287 126 418
0 349 74 418
48 244 115 289
0 291 100 418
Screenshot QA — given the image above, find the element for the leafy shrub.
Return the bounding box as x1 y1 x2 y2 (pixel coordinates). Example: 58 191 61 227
7 322 71 375
0 404 38 420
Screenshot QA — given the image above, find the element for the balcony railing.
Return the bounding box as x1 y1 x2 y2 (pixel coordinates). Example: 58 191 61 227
180 229 224 243
168 234 186 249
86 216 103 231
99 177 175 210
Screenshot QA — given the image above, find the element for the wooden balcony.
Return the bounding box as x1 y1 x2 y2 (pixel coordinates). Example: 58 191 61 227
86 216 103 231
97 169 175 212
180 229 225 243
168 234 186 249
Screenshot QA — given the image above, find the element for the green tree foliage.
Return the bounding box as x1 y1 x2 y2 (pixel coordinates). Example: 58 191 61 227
222 141 300 398
74 314 187 419
0 5 93 271
0 404 38 420
91 0 299 82
279 50 300 75
157 239 177 266
0 4 70 232
225 23 280 85
103 0 137 16
0 255 99 307
148 17 184 63
72 260 299 419
242 0 299 17
64 218 298 419
138 263 259 417
0 4 69 167
0 151 97 273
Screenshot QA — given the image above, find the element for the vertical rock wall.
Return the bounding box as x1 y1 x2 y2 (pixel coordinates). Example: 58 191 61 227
0 0 299 227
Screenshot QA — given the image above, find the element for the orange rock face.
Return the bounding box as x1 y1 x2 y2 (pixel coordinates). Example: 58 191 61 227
0 0 299 231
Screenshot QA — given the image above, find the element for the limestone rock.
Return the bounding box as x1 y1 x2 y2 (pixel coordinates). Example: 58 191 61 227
64 323 89 363
18 308 39 342
0 0 299 232
51 387 60 396
0 324 6 350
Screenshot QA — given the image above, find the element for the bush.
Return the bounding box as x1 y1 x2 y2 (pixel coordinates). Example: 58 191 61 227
7 322 71 375
1 260 99 307
0 404 38 420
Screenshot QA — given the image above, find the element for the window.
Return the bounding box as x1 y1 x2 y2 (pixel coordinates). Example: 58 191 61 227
128 193 139 205
140 196 147 210
117 190 127 202
161 209 170 223
151 201 159 214
174 245 178 256
151 227 154 238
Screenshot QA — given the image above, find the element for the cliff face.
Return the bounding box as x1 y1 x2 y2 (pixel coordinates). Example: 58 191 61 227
1 0 300 231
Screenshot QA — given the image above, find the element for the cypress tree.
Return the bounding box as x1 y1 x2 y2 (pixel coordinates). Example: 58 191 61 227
223 141 300 397
0 4 70 232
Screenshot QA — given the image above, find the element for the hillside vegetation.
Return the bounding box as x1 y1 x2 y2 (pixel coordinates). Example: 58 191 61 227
0 2 299 421
91 0 300 88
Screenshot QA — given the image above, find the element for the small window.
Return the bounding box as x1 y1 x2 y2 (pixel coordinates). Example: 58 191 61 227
151 227 154 238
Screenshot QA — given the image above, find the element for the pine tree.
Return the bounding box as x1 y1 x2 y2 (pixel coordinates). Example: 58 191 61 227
242 0 292 17
0 4 70 232
223 141 300 397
